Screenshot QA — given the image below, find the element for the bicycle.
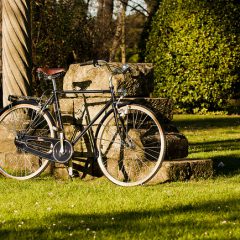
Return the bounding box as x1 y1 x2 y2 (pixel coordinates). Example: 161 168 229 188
0 60 166 186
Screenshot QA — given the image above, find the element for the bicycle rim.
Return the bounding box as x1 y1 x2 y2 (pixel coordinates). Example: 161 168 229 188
97 104 166 186
0 103 54 180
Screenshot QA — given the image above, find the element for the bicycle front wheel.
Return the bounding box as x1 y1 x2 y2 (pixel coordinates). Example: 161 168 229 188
0 102 55 180
97 104 166 186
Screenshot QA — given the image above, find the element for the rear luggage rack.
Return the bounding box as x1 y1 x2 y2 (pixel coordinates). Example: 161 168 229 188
8 95 41 103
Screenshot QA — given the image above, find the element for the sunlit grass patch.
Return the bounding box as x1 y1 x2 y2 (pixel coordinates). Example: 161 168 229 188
0 114 240 239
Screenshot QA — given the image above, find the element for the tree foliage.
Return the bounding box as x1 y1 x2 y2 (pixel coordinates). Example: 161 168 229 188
32 0 94 67
146 0 240 112
31 0 153 67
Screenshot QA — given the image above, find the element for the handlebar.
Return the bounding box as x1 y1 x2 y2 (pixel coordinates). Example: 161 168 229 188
79 60 98 66
79 60 131 75
79 60 107 67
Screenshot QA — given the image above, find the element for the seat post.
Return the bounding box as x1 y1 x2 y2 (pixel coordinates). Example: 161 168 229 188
52 78 57 92
51 78 64 135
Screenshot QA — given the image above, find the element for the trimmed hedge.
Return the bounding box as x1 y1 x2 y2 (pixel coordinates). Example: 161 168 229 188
146 0 240 112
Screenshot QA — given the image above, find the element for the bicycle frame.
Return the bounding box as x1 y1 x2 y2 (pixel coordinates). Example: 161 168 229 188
0 61 167 185
44 77 119 147
14 62 130 163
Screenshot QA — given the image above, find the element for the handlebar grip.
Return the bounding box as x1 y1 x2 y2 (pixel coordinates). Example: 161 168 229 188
122 64 130 74
79 60 108 67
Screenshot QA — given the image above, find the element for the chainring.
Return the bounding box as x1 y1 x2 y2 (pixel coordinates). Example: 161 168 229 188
53 140 73 163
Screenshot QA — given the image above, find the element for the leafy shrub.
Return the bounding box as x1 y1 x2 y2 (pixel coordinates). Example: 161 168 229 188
146 0 240 112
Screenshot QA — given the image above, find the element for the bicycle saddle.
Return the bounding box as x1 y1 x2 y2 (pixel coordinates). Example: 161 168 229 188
36 67 66 76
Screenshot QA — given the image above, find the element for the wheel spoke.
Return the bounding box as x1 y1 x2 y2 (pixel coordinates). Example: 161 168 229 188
0 103 53 180
97 105 166 186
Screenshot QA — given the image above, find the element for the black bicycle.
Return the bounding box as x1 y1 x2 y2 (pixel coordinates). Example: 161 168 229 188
0 60 166 186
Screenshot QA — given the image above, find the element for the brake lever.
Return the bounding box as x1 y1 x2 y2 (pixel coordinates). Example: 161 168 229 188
93 59 98 67
122 64 130 74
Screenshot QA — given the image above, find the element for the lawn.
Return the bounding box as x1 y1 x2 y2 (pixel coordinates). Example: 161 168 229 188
174 114 240 176
0 114 240 240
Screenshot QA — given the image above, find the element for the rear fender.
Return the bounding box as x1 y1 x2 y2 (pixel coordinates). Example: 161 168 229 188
0 100 57 138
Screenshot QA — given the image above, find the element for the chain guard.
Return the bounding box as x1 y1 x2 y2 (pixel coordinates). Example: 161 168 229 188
15 135 73 163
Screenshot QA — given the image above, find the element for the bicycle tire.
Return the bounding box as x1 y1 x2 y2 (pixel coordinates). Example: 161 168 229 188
96 104 166 186
0 101 55 180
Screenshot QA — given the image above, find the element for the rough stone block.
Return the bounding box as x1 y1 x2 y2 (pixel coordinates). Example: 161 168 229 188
189 160 214 180
165 132 188 160
150 159 214 184
53 158 214 184
63 63 154 97
59 98 74 114
63 64 118 97
116 63 154 97
59 97 173 127
0 140 15 153
73 98 110 125
52 163 69 180
123 97 173 122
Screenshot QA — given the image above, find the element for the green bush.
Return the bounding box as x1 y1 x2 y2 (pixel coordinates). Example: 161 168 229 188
146 0 240 112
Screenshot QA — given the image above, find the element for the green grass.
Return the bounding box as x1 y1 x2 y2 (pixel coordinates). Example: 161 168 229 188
173 114 240 176
0 114 240 240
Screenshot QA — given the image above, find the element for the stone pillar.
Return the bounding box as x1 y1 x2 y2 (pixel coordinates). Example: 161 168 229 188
0 1 2 107
2 0 32 106
0 0 2 71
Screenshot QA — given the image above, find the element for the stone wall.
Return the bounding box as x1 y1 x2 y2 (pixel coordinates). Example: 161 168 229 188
54 63 189 179
64 63 154 98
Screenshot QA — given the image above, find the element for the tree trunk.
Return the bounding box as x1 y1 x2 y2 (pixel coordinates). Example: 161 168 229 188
109 6 122 61
109 0 128 62
145 0 160 16
96 0 114 58
2 0 32 106
97 0 113 24
0 0 2 107
120 1 127 64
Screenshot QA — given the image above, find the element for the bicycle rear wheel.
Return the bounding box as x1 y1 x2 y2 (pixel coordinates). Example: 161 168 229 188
0 102 55 180
97 104 166 186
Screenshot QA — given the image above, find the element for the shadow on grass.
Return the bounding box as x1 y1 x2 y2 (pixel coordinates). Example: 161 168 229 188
211 155 240 176
189 139 240 177
190 139 240 153
190 140 240 175
174 116 240 130
174 116 240 177
0 198 239 239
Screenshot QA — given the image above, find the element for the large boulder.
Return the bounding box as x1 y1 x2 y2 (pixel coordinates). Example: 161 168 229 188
63 63 154 97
